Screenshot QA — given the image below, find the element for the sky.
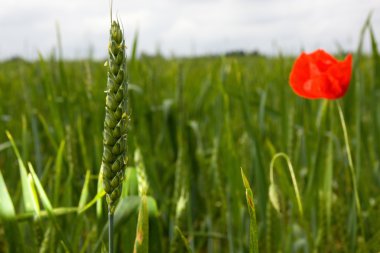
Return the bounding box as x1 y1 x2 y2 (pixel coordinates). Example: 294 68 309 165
0 0 379 60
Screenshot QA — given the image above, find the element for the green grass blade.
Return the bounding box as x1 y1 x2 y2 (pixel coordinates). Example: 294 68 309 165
79 189 106 214
268 184 281 214
97 165 104 219
269 153 303 217
323 134 333 243
77 170 91 212
175 226 193 253
95 195 158 251
28 173 41 215
0 170 16 220
37 113 58 151
241 168 259 253
369 25 380 84
95 196 140 251
0 170 24 253
77 118 90 173
28 163 53 210
28 162 73 251
6 131 36 213
53 140 65 206
130 30 139 71
133 195 149 253
0 141 11 152
15 207 77 222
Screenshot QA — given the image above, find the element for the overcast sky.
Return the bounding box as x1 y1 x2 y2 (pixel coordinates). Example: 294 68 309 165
0 0 379 59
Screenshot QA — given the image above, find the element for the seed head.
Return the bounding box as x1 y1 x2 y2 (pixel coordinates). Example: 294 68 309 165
102 20 128 214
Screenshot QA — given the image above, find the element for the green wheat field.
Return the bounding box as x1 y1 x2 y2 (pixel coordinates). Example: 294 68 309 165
0 17 380 253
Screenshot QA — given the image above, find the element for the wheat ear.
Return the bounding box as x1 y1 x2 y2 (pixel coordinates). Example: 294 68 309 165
101 19 128 252
102 19 128 214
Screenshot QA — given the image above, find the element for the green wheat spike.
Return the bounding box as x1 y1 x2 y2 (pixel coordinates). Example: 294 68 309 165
102 20 128 214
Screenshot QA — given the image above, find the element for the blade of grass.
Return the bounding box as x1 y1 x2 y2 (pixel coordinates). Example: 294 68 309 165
0 170 16 220
336 101 365 240
79 189 106 214
268 153 314 249
133 194 149 253
94 196 140 251
28 173 41 216
28 162 73 251
0 141 11 152
6 131 36 213
97 165 104 219
241 168 259 253
53 140 65 206
37 113 58 151
0 170 24 253
175 226 193 253
77 170 91 212
323 134 333 244
269 153 303 217
15 207 77 222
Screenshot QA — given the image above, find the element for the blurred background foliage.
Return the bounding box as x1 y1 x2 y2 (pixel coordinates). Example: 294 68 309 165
0 18 380 253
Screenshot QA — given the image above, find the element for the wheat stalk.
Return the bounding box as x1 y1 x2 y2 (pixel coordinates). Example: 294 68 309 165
102 18 128 252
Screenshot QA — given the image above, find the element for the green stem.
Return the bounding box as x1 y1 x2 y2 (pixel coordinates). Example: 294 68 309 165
269 153 313 249
269 153 303 217
336 101 365 236
15 207 78 222
109 211 114 253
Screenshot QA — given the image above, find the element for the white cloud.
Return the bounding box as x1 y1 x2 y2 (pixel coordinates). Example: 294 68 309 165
0 0 379 59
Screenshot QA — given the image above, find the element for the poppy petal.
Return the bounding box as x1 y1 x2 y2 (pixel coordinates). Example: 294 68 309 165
290 53 324 98
289 50 352 100
325 54 352 98
309 49 338 72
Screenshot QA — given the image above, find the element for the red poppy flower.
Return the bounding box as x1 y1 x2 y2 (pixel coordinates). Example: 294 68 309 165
289 49 352 99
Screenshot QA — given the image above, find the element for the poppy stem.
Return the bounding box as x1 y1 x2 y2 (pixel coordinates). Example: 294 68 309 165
336 101 365 236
